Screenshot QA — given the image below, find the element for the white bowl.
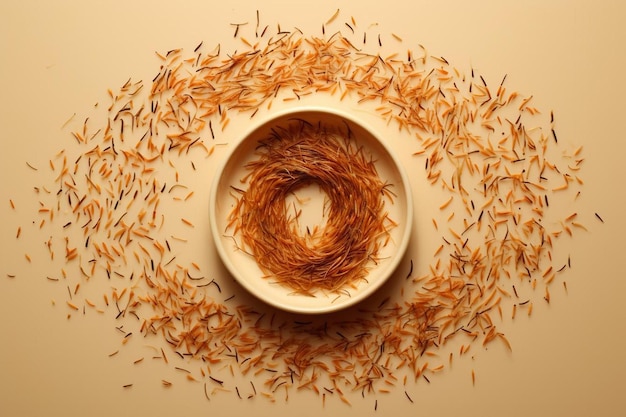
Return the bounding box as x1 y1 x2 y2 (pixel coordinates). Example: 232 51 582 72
209 106 413 314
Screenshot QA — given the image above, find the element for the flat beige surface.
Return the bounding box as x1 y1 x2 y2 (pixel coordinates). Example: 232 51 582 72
1 1 625 416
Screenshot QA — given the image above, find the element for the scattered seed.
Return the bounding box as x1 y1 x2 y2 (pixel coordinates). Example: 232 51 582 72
18 13 584 409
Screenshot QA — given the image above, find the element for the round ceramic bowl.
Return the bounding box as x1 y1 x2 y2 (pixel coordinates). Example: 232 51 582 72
209 106 412 314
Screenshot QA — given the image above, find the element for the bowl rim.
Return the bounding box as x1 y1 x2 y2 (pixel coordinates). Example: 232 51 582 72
209 105 413 314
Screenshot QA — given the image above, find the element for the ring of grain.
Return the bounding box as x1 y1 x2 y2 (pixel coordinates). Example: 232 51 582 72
229 120 393 295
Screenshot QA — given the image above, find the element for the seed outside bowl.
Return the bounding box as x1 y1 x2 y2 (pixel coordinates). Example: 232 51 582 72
210 106 413 314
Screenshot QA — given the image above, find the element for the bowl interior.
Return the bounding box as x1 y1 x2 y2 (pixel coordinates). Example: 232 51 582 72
210 107 412 314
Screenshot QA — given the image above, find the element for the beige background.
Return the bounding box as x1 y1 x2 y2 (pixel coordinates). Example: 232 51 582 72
1 1 625 416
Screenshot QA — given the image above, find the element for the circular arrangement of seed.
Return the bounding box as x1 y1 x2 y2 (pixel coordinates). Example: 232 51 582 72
227 119 396 295
15 10 588 408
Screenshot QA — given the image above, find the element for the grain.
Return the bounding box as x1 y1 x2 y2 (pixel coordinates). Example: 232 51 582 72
20 9 585 407
227 120 394 294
